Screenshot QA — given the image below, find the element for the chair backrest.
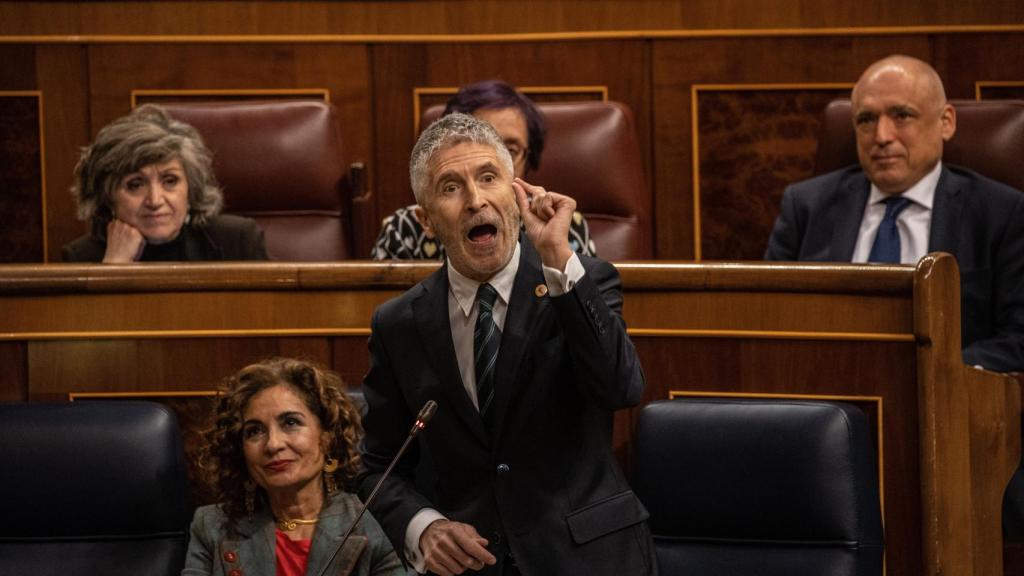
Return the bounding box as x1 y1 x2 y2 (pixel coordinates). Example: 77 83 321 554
421 100 651 260
814 98 1024 192
633 398 884 576
0 402 191 576
164 100 353 260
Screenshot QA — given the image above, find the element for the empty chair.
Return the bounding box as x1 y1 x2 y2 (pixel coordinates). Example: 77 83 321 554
422 100 652 260
164 100 356 260
632 398 884 576
0 402 190 576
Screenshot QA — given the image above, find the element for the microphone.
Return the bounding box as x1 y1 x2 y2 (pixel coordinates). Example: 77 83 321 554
316 400 438 576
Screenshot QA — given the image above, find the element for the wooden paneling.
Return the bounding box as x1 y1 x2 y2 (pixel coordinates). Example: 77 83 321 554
370 40 651 257
0 92 44 262
694 86 850 260
2 1 1023 36
0 26 1022 261
0 341 27 401
0 257 1017 576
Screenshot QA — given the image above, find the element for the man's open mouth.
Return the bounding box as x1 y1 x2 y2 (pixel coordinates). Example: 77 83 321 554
468 224 498 243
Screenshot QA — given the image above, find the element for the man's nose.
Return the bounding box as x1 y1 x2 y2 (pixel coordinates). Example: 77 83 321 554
874 115 896 144
466 182 488 210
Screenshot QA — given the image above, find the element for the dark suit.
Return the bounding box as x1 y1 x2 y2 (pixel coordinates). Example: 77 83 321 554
358 237 655 575
61 214 269 262
765 164 1024 372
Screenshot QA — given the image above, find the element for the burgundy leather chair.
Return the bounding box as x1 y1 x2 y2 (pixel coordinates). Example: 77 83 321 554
814 99 1024 191
422 100 652 260
164 100 356 260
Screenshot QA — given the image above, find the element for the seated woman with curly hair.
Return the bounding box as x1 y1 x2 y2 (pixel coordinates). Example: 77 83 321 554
62 104 268 263
183 358 409 576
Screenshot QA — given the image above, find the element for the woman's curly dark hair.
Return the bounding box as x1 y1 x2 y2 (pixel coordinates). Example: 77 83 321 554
196 357 363 525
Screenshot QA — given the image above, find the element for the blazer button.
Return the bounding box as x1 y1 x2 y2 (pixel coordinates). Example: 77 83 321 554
496 463 510 476
223 551 237 563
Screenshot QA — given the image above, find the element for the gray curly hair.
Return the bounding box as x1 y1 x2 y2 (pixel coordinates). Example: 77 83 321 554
409 112 514 205
71 104 223 234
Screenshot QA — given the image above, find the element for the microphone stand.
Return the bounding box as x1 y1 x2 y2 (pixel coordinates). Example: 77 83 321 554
316 400 438 576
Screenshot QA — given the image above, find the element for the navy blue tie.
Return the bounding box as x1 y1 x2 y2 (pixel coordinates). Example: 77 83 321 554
474 283 501 420
868 196 913 263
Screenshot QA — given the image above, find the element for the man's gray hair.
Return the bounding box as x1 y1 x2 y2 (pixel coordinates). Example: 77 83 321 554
409 112 514 204
71 104 223 234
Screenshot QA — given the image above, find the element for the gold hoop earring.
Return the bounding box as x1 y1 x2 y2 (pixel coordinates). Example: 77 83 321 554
323 457 339 495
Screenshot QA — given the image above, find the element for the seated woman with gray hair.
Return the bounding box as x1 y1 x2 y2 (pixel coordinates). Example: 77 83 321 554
62 104 268 262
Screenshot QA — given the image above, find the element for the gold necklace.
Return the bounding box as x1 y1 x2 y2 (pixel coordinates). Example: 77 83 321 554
277 517 319 531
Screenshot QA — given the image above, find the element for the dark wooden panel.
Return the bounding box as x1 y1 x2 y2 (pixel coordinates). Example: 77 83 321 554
0 93 43 262
0 341 27 401
37 45 90 262
2 1 1023 35
370 40 651 256
933 34 1024 99
652 35 930 258
979 84 1024 100
27 337 332 398
696 87 849 260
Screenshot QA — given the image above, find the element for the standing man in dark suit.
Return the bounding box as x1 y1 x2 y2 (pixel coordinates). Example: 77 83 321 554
358 112 655 576
765 55 1024 373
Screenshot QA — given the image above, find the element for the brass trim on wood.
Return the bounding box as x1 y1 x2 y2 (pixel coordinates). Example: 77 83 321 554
2 25 1023 44
690 83 855 261
3 328 372 341
0 91 47 262
130 88 330 108
69 390 217 400
631 328 915 341
974 80 1024 100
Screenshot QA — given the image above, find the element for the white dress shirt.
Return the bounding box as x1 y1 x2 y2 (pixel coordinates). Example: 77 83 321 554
851 161 942 264
403 243 586 572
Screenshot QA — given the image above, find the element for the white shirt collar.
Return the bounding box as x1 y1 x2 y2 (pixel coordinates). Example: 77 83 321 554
868 161 942 210
447 242 521 318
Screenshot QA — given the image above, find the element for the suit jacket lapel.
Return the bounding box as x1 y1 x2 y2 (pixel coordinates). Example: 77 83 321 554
413 264 490 446
305 497 367 576
222 510 276 576
829 171 871 261
490 238 548 445
928 166 964 254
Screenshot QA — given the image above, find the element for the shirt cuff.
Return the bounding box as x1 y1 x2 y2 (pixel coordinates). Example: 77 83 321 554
542 252 585 296
405 508 447 573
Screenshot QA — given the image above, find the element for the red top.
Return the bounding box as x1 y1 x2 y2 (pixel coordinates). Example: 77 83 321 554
275 529 313 576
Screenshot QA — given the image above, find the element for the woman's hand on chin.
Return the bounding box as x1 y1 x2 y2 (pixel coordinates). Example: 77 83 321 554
102 219 146 263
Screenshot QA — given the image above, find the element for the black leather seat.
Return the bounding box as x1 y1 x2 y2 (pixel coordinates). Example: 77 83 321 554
0 402 190 576
633 398 884 576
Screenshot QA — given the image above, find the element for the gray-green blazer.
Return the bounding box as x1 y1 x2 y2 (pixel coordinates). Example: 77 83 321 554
181 492 410 576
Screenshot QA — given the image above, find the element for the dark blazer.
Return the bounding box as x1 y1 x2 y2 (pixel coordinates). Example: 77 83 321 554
765 164 1024 372
61 214 269 262
181 492 410 576
359 237 656 575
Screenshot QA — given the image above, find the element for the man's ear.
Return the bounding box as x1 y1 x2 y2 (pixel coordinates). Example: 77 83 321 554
414 205 436 239
940 103 957 142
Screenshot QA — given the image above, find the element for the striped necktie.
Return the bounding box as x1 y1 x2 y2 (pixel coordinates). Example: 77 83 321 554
868 196 913 263
474 282 501 421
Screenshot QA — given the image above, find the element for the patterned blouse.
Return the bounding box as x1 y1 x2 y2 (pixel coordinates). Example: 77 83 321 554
370 204 597 260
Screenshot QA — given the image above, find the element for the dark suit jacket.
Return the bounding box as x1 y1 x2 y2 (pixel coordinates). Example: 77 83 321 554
61 214 269 262
765 164 1024 372
358 237 656 575
181 492 409 576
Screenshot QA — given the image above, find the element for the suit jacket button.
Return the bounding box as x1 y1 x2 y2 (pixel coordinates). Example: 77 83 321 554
223 551 237 563
228 569 242 576
496 463 510 476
